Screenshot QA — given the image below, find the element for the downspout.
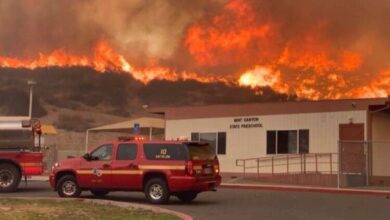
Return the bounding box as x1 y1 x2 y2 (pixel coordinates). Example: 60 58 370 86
367 99 390 185
85 129 90 153
149 127 153 140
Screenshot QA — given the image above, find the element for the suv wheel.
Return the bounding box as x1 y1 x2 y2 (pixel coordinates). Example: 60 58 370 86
90 189 109 197
176 191 198 203
144 178 170 204
0 164 21 193
57 175 81 198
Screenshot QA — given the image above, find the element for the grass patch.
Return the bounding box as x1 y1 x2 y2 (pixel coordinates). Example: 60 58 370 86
0 199 181 220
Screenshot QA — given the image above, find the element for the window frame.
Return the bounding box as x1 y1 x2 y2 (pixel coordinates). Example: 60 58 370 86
191 132 226 155
266 129 309 155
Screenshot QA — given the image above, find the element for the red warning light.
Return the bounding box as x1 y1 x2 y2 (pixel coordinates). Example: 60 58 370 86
34 124 42 135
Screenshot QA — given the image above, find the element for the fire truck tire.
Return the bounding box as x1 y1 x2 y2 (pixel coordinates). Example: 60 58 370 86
90 189 109 197
0 163 21 193
57 175 81 198
176 191 198 203
144 178 170 204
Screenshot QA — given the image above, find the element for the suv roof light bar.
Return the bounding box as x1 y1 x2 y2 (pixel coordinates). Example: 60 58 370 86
118 136 145 141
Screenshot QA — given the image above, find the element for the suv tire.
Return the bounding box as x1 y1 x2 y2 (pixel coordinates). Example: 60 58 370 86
90 189 109 197
176 191 198 203
57 175 81 198
0 163 21 193
144 178 170 204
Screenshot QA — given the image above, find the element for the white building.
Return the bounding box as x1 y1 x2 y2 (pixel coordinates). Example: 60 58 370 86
152 98 390 186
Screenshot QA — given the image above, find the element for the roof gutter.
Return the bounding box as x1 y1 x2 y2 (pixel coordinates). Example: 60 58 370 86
369 100 390 114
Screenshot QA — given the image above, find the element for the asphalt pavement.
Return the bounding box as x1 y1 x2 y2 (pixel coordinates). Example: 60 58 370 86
4 180 390 220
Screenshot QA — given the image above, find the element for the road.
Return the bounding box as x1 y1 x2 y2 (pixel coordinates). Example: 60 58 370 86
4 181 390 220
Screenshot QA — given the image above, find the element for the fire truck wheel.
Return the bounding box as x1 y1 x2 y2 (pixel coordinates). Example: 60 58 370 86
0 163 21 193
176 191 198 203
90 189 109 197
144 178 170 204
57 175 81 198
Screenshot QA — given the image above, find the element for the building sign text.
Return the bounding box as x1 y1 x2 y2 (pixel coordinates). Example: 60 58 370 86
230 117 263 129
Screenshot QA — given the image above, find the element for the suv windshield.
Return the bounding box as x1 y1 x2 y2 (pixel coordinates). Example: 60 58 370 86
186 143 216 161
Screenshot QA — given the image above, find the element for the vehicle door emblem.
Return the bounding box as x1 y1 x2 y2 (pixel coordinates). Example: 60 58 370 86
92 167 102 177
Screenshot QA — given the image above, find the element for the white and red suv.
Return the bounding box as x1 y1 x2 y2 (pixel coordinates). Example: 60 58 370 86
50 138 221 204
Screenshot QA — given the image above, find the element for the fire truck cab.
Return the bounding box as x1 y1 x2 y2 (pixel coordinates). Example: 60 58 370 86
50 137 221 204
0 117 44 192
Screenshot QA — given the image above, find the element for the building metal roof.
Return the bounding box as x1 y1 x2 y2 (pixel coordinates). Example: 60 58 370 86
0 116 31 130
151 98 389 120
88 115 165 132
0 116 31 121
41 124 57 135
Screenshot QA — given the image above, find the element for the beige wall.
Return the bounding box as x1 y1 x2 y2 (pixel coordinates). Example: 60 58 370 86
166 110 367 173
371 113 390 176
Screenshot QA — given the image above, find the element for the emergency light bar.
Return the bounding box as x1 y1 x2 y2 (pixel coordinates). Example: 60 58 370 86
118 136 145 141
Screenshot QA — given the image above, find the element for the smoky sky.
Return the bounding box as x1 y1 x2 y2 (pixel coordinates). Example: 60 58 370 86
0 0 389 78
0 0 224 59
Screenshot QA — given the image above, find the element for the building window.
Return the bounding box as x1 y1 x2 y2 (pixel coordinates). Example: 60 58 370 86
298 130 309 154
217 132 226 155
277 130 298 154
191 133 199 142
191 132 226 155
266 131 276 154
266 130 309 154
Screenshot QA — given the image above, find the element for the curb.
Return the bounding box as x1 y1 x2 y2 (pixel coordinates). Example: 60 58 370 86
89 199 193 220
1 197 193 220
220 183 390 197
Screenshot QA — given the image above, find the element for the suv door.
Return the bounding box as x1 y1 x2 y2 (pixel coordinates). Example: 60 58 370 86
110 143 142 189
78 144 113 189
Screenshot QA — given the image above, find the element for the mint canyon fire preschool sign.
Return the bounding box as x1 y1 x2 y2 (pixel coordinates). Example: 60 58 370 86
230 117 263 129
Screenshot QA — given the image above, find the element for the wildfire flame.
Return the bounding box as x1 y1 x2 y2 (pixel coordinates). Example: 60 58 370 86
0 40 222 85
239 66 279 88
184 0 389 99
0 0 389 100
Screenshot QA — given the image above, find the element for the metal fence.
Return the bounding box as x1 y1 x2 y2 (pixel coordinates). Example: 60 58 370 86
236 153 337 177
339 140 390 187
338 140 367 188
235 140 390 188
41 131 128 170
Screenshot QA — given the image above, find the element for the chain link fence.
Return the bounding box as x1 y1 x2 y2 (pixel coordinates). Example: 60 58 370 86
42 131 127 171
338 140 390 187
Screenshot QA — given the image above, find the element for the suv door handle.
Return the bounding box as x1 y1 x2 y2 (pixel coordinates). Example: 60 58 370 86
102 164 111 168
128 163 138 169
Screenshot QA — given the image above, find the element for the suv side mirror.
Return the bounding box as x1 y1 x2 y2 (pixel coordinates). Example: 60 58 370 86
83 153 91 161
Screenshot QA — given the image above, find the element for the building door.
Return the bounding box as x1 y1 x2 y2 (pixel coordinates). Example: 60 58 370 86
339 123 366 186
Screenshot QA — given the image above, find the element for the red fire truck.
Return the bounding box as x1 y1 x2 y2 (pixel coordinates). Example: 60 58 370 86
0 117 44 192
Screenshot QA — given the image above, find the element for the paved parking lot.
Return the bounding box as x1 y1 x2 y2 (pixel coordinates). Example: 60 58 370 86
5 181 390 220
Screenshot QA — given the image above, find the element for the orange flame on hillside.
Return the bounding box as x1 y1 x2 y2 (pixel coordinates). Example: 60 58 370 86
0 0 389 100
185 0 389 99
0 41 224 85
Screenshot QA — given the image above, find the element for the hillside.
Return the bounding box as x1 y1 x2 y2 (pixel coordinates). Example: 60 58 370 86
0 67 296 130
